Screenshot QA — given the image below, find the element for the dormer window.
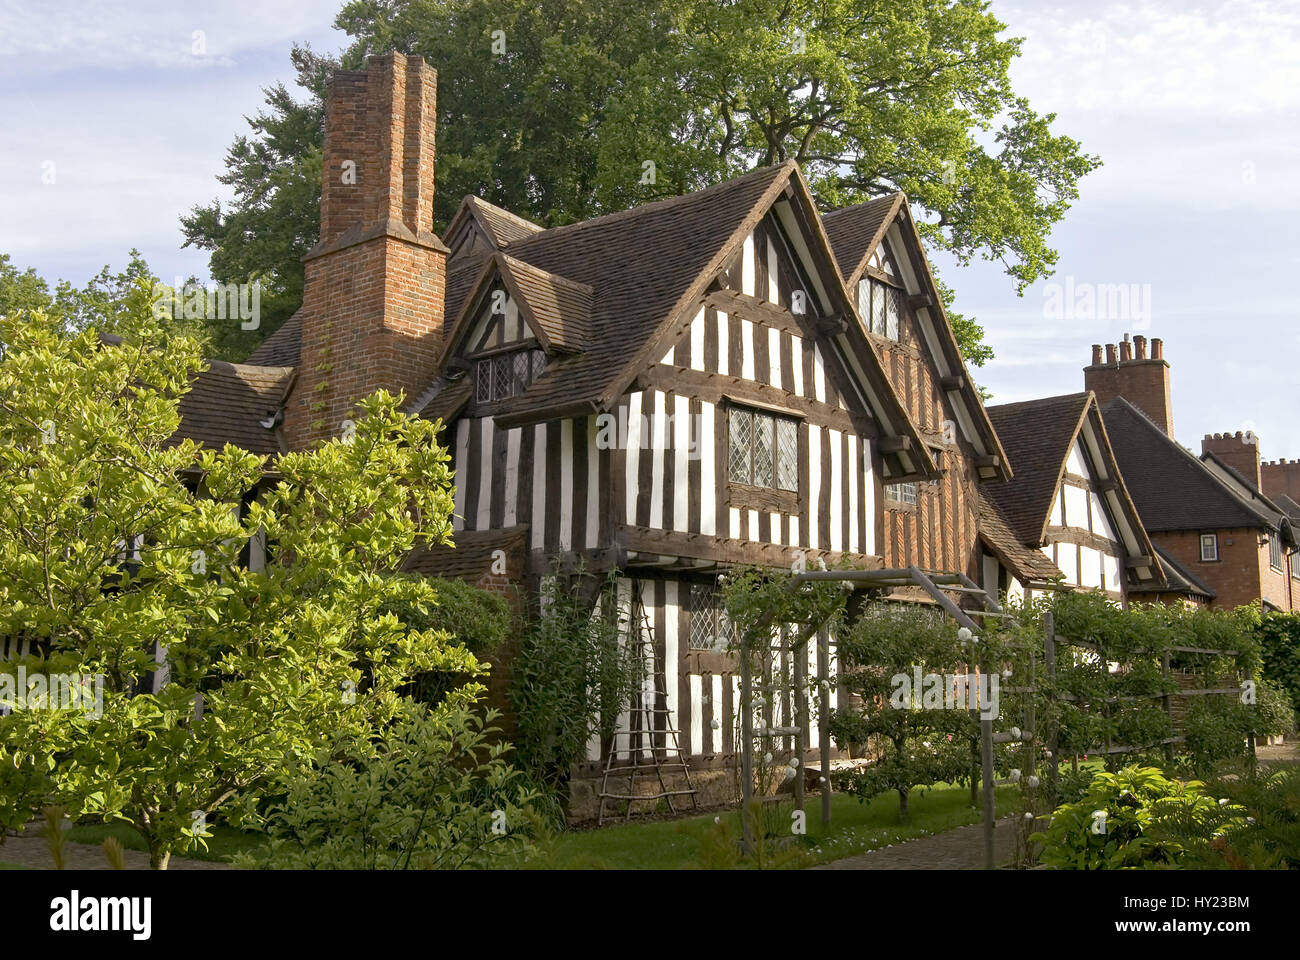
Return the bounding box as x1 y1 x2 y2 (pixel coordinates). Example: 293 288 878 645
474 347 546 403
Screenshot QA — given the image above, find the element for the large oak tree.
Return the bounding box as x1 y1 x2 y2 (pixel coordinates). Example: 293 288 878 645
182 0 1100 365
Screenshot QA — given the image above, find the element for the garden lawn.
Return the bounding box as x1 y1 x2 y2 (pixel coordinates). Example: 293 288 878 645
64 823 265 864
533 782 1018 870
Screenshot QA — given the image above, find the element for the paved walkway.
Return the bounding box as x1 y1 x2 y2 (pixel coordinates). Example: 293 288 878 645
815 816 1021 870
0 830 232 871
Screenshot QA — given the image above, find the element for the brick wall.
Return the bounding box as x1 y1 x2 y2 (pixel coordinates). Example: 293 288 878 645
285 52 449 450
1151 527 1293 611
1084 334 1173 436
1262 459 1300 502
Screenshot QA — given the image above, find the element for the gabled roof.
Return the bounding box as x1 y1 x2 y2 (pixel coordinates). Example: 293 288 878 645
174 360 296 456
974 488 1063 584
822 193 1010 481
984 391 1160 583
822 194 905 284
1274 493 1300 523
1101 396 1290 535
985 393 1091 543
1199 451 1295 546
428 161 933 478
444 195 543 252
437 251 593 366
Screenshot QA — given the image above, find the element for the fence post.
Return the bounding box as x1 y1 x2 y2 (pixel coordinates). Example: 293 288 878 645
981 646 995 870
740 630 754 854
793 627 807 813
1043 613 1059 792
818 625 832 826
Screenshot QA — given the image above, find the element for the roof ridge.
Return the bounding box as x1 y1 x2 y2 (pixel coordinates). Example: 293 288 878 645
502 163 791 250
497 252 594 295
822 191 905 221
466 195 543 233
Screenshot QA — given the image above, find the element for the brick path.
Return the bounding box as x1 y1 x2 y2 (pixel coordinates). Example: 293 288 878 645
814 816 1021 870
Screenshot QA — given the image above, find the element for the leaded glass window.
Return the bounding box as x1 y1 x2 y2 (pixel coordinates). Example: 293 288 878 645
728 406 798 492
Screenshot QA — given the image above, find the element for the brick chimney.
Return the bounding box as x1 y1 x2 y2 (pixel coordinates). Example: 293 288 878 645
1083 332 1173 437
1202 432 1262 491
1262 459 1300 502
285 52 449 449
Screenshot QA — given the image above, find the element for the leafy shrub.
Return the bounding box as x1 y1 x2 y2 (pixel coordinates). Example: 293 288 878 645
1155 766 1300 870
242 702 536 870
508 570 642 813
1033 766 1245 869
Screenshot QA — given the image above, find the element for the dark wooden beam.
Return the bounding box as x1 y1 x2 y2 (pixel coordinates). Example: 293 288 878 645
879 435 911 454
1124 555 1154 569
940 374 965 392
908 293 935 311
974 454 1001 469
816 314 848 337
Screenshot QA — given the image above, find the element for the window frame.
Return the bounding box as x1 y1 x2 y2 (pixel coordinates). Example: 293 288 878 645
688 584 737 653
884 481 918 506
726 404 800 502
1199 533 1219 562
1268 533 1282 572
472 345 546 405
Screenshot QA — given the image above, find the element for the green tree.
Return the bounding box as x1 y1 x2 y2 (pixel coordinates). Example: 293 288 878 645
0 284 513 868
182 0 1099 366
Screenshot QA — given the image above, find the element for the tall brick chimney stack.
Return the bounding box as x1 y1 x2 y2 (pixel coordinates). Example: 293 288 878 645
1202 432 1262 491
286 52 449 449
1083 331 1174 437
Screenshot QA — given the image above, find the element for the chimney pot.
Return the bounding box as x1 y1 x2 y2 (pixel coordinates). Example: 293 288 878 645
1105 343 1117 365
1119 339 1133 362
1134 335 1147 359
1151 338 1163 359
1091 344 1103 365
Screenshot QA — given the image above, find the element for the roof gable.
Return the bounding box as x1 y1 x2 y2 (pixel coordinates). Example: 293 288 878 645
986 391 1160 583
443 195 542 257
823 195 1010 479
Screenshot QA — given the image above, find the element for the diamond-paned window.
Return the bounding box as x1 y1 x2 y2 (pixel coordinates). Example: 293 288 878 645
860 278 904 342
728 406 798 492
776 419 798 490
689 584 738 651
474 348 546 403
885 481 918 505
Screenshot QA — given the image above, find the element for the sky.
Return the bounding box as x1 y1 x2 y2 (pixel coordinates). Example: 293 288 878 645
1 0 1297 456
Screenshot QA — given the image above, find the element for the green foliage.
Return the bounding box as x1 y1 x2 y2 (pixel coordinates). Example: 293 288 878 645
508 570 641 810
1034 766 1245 870
1181 696 1254 778
1156 766 1300 870
0 251 208 348
1256 612 1300 729
0 289 497 868
830 604 979 817
384 575 516 705
240 703 535 869
186 0 1104 364
687 801 811 870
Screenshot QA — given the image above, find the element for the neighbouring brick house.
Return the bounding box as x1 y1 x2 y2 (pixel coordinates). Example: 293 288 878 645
1086 336 1298 611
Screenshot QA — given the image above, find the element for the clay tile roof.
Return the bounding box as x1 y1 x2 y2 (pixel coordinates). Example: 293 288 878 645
415 376 473 424
402 525 529 580
974 489 1063 583
983 393 1092 543
464 196 543 248
174 360 295 455
498 253 593 351
1100 397 1279 533
821 193 905 283
245 312 301 367
483 162 792 419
